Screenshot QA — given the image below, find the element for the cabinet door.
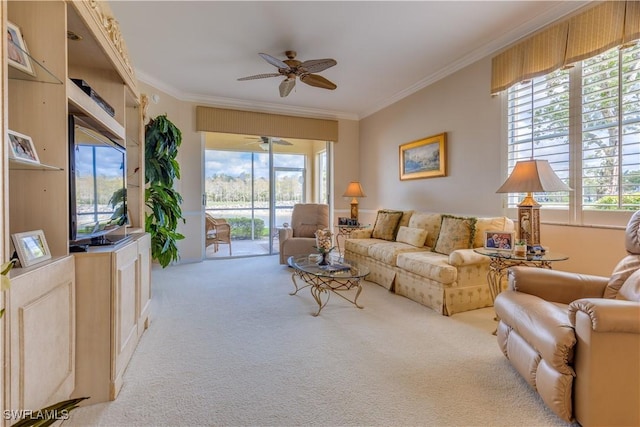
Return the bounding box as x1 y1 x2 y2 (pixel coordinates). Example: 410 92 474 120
6 257 75 413
111 242 139 398
137 233 152 335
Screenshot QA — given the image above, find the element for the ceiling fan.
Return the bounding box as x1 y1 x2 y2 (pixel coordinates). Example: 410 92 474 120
247 136 293 151
237 51 337 97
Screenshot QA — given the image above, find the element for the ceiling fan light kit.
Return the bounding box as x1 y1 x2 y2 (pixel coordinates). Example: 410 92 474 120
238 50 337 97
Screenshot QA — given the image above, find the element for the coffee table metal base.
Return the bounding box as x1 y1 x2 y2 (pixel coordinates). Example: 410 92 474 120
289 269 364 316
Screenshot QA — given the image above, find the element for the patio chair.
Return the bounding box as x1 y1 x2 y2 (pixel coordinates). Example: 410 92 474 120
206 214 232 256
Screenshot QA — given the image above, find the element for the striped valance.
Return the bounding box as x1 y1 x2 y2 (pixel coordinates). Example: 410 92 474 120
491 1 640 94
195 106 339 142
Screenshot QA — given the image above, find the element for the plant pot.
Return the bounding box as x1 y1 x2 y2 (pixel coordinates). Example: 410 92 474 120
318 252 331 266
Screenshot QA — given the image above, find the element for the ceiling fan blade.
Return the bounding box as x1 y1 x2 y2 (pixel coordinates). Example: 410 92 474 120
259 52 289 70
300 58 337 73
237 73 282 81
273 138 293 146
279 78 296 97
300 73 337 90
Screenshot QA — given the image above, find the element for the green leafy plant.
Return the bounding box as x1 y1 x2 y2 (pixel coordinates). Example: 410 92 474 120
145 115 185 267
227 217 265 239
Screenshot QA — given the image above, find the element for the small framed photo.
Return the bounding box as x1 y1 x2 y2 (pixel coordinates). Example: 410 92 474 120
338 217 348 225
11 230 52 268
8 130 40 164
399 132 447 180
7 21 35 76
484 230 515 251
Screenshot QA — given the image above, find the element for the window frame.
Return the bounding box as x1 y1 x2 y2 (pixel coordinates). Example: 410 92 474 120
502 44 640 228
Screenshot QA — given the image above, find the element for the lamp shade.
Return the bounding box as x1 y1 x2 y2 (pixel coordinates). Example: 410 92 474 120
496 160 571 193
342 181 367 198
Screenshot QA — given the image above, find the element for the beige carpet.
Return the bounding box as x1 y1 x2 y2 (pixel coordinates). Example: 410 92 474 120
65 255 572 427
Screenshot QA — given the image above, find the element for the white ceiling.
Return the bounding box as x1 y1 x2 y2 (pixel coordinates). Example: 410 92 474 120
108 1 590 120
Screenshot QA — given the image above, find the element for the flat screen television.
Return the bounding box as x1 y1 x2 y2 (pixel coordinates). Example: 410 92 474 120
69 115 128 246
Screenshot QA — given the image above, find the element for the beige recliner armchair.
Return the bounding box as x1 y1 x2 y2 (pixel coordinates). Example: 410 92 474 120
494 210 640 426
279 203 329 264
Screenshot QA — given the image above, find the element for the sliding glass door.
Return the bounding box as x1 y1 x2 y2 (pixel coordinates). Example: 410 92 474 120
204 133 329 258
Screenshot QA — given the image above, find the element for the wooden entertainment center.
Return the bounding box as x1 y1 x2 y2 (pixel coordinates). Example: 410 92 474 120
2 0 151 419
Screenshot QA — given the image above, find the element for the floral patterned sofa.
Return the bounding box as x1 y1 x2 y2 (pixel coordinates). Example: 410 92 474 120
344 210 514 315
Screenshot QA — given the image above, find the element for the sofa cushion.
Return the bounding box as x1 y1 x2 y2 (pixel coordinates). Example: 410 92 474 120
434 215 477 255
407 212 442 248
344 238 380 257
396 226 428 248
399 210 414 228
604 254 640 298
494 291 575 376
367 241 427 265
396 251 457 285
616 268 640 301
371 210 404 241
473 216 515 248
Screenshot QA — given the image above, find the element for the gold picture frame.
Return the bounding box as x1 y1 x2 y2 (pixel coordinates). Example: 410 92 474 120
399 133 447 180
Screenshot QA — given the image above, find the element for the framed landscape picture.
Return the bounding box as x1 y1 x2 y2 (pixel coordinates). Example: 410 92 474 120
399 133 447 180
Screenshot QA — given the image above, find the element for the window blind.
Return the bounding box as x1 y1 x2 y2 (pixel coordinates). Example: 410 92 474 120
492 1 640 94
195 106 339 142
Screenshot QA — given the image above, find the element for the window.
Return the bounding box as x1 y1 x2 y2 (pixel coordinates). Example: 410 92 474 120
506 43 640 224
316 150 328 204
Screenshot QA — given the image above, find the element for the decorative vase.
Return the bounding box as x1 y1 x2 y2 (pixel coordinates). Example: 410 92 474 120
318 252 331 266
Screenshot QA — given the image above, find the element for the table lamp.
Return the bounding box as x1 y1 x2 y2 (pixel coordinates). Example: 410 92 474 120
342 181 366 221
496 159 571 249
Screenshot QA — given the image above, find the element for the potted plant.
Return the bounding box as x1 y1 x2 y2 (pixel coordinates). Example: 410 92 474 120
144 114 185 267
514 239 527 256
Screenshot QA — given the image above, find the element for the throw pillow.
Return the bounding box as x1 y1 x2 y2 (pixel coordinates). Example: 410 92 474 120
616 268 640 301
433 215 477 255
371 210 404 241
396 226 428 248
604 254 640 298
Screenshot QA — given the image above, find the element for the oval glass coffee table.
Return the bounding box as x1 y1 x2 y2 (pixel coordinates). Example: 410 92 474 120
288 255 370 316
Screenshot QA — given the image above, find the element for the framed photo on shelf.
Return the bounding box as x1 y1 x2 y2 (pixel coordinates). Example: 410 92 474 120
7 21 35 76
7 130 40 164
483 230 515 251
11 230 52 268
399 132 447 180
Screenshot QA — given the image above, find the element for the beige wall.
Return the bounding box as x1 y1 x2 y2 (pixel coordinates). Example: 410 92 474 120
358 57 628 276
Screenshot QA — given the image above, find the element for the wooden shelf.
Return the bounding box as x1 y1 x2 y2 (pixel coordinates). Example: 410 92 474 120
67 78 126 142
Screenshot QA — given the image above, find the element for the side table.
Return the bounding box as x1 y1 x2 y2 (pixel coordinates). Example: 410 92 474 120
474 248 569 302
334 224 370 259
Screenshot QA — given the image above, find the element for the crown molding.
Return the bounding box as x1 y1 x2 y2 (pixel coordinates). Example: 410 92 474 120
359 1 591 119
135 70 359 121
